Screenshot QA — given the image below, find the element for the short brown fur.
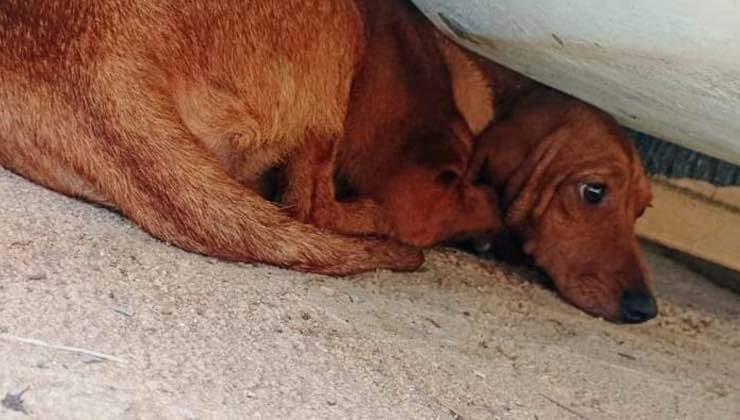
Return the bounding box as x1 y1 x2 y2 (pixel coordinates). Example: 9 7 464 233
0 0 491 275
0 0 657 321
472 87 654 321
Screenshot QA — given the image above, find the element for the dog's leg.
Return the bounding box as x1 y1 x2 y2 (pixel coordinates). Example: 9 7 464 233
0 82 422 275
283 134 393 237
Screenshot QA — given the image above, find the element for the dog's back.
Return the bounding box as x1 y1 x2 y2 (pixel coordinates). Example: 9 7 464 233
0 0 368 184
0 0 426 274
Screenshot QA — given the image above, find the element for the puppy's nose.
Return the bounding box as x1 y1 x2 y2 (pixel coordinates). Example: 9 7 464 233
619 290 657 323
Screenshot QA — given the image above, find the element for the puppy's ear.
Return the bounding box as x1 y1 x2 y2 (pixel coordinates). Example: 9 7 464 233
503 124 572 228
470 121 533 186
434 34 494 136
478 61 540 119
472 88 574 184
403 118 472 171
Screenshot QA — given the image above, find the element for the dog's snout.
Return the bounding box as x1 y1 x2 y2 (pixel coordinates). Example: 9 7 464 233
619 290 657 323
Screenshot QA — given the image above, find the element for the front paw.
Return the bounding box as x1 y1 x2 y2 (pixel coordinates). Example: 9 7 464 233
311 198 393 237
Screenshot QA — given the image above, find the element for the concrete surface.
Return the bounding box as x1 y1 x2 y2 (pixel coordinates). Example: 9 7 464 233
1 168 739 420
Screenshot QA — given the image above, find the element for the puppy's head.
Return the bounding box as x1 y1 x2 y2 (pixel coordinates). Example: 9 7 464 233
474 89 655 323
377 119 502 247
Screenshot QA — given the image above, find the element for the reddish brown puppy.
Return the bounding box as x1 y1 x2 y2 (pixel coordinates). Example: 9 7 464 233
331 2 504 245
334 37 533 247
472 88 656 323
340 118 501 248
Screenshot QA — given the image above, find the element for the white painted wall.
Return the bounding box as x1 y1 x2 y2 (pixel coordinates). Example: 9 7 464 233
412 0 740 165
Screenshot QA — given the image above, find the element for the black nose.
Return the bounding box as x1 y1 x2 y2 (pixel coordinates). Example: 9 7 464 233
620 291 658 323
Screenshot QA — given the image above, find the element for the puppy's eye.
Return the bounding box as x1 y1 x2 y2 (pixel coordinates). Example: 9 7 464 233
436 170 459 186
579 183 607 204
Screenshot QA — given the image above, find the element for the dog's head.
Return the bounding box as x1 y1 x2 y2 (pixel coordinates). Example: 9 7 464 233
375 119 502 247
474 89 655 323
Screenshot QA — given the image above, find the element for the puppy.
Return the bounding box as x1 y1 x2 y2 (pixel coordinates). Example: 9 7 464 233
0 0 496 275
472 87 656 323
337 118 500 248
333 18 507 247
328 48 549 248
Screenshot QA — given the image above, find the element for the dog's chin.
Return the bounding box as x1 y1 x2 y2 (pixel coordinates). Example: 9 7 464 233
550 272 658 324
563 298 623 323
460 241 654 324
548 275 623 323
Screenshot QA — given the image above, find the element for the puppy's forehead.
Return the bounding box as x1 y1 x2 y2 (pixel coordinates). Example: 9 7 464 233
567 107 652 211
557 105 646 188
567 105 635 158
403 133 464 168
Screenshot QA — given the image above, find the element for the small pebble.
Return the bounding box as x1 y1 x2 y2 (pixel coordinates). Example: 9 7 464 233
80 354 105 364
114 307 135 317
1 387 29 414
348 294 361 304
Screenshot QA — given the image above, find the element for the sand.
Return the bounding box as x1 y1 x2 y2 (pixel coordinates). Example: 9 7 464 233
1 168 738 420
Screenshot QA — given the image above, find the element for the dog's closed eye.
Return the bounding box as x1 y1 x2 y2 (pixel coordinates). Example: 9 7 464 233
436 169 460 186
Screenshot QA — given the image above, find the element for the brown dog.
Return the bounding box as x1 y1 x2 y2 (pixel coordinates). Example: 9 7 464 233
330 47 657 323
334 35 539 247
0 0 501 274
472 87 656 323
334 24 504 246
336 117 500 248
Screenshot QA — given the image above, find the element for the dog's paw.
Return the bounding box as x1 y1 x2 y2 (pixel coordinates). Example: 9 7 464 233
311 198 393 237
360 238 425 272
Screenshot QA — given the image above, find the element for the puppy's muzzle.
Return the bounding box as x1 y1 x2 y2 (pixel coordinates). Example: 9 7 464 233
619 290 658 323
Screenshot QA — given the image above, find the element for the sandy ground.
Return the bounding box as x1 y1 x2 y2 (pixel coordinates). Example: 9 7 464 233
1 168 739 420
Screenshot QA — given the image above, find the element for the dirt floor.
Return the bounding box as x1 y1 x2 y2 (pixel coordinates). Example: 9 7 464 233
1 168 739 420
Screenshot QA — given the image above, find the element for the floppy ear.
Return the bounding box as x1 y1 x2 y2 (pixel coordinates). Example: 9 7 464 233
471 87 574 183
470 122 530 187
402 117 473 171
434 33 494 136
503 124 573 229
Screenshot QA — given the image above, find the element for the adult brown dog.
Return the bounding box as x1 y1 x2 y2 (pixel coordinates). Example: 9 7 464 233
0 0 499 274
472 87 656 323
